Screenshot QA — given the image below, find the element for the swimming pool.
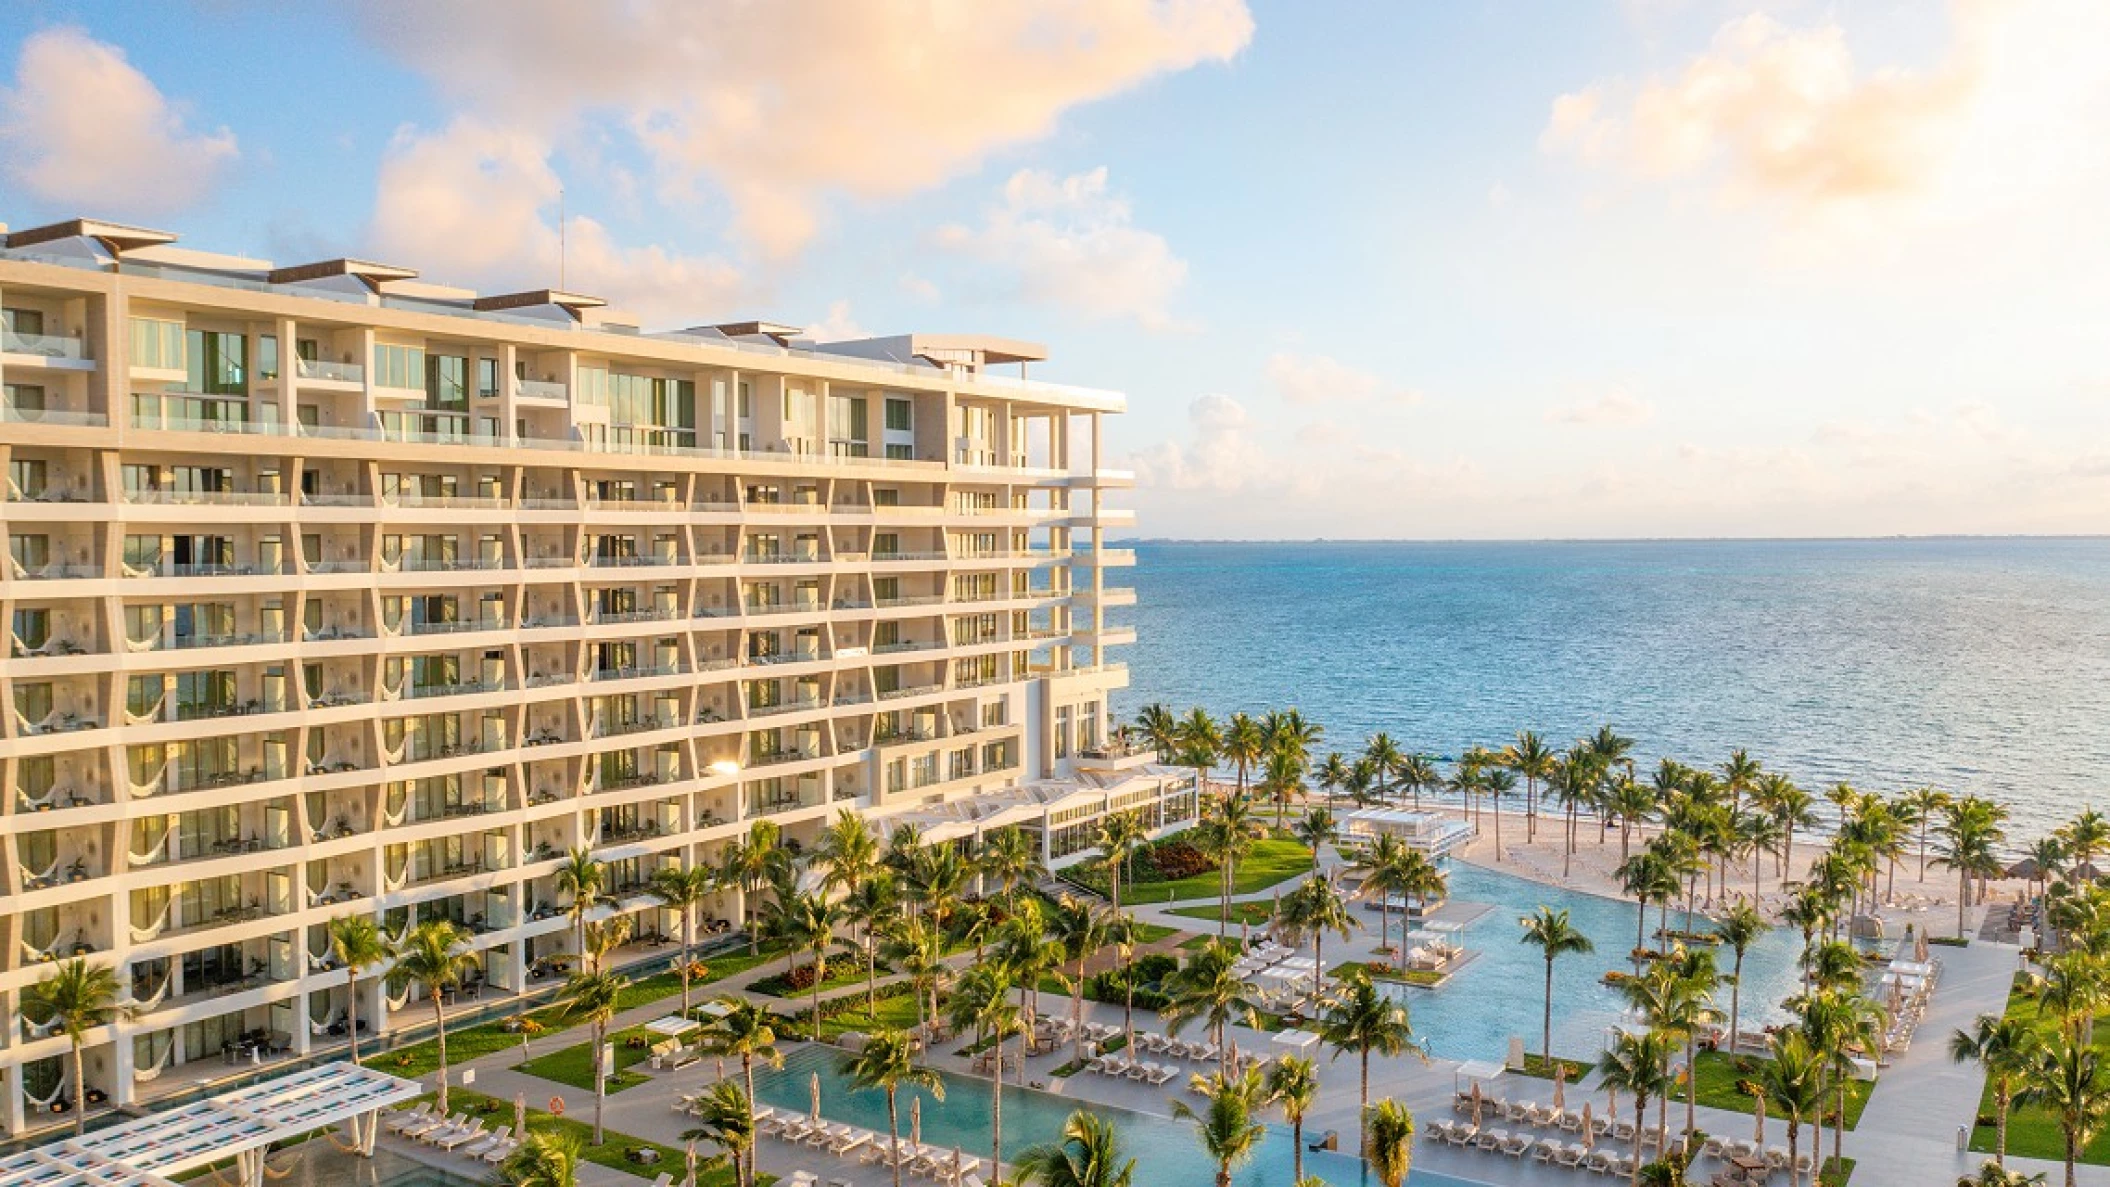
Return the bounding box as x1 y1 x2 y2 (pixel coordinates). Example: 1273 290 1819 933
255 1142 480 1187
1390 861 1808 1064
754 1045 1481 1187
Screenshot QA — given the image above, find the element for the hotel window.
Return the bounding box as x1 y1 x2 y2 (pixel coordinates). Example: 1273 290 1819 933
130 317 185 369
885 443 914 460
874 621 900 648
10 458 46 500
373 343 426 389
14 680 52 725
828 395 868 457
4 383 45 414
885 398 913 431
9 533 50 572
873 533 899 559
477 357 500 398
981 700 1007 728
426 353 468 410
872 576 899 603
257 334 279 381
2 308 44 336
12 607 49 653
873 488 899 506
1055 707 1072 759
185 331 247 395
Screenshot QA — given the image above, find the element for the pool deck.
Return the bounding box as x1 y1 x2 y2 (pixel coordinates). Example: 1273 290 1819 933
370 850 2066 1187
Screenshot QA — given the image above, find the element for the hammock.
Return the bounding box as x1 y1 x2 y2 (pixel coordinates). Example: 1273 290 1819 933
22 1069 68 1108
129 897 173 942
125 969 173 1013
17 785 57 810
379 788 408 827
132 1040 176 1082
23 854 60 884
384 981 414 1012
127 818 172 866
125 694 166 725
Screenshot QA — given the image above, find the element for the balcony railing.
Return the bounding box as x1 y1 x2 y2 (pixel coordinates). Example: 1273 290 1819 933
514 378 567 402
296 358 365 383
2 406 105 427
1 330 84 359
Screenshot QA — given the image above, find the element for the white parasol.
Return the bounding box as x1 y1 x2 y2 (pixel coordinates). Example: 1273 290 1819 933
911 1096 922 1146
810 1071 821 1120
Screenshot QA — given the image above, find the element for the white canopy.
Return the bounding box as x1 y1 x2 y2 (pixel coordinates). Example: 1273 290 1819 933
645 1014 700 1037
1272 1029 1322 1051
1455 1060 1507 1087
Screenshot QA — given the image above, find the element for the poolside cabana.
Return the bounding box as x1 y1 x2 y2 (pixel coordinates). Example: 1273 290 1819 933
1339 809 1474 863
0 1063 419 1187
1453 1059 1506 1095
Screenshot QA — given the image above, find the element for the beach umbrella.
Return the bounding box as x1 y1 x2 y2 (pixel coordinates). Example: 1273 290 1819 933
684 1141 698 1187
1916 929 1929 964
1753 1094 1766 1145
1470 1082 1483 1129
2005 857 2042 882
514 1090 527 1137
952 1146 964 1182
1605 1082 1619 1123
1552 1063 1566 1112
810 1071 821 1121
1581 1103 1594 1149
911 1097 922 1147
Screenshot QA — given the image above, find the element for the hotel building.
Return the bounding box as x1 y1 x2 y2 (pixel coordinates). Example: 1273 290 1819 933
0 218 1188 1135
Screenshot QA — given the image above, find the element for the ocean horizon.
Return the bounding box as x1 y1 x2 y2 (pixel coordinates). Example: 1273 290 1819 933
1116 536 2110 842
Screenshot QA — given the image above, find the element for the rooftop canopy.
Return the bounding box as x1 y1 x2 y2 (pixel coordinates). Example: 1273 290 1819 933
0 1063 420 1187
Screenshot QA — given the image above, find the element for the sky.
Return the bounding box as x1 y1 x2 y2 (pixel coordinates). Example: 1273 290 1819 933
2 0 2106 540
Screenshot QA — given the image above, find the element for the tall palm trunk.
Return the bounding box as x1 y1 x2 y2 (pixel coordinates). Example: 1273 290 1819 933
886 1090 903 1187
743 1054 759 1187
345 969 364 1065
679 909 696 1015
1629 1097 1646 1187
1541 956 1556 1063
592 1018 607 1144
991 1035 1004 1178
1684 1032 1698 1136
70 1039 87 1136
431 990 451 1113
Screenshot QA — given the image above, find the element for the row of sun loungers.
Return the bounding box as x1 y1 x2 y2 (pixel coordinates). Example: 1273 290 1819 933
382 1103 520 1164
1435 1098 1817 1178
1426 1120 1635 1175
1084 1055 1180 1084
756 1108 986 1186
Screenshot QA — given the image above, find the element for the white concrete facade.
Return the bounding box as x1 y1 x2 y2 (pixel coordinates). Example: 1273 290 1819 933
0 218 1154 1136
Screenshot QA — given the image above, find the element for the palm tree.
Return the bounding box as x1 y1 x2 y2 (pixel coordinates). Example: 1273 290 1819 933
721 820 791 953
1364 1098 1417 1187
1134 702 1179 757
1519 907 1594 1064
1102 909 1144 1052
1486 769 1519 856
842 1028 944 1187
1350 833 1412 966
1292 806 1337 860
1170 1067 1269 1187
1958 1162 2049 1187
1176 707 1223 805
2018 1036 2110 1187
1400 753 1440 811
388 921 480 1114
1799 989 1882 1170
1015 1110 1136 1187
815 807 880 898
1278 871 1357 1002
680 1080 756 1187
1163 939 1264 1073
1267 1055 1320 1184
1049 895 1108 1065
1096 811 1148 915
1259 745 1308 828
21 959 127 1134
1758 1030 1826 1187
326 913 391 1066
2061 809 2110 886
649 862 717 1015
557 964 629 1143
1193 794 1261 934
498 1131 584 1187
1761 775 1818 887
1318 970 1422 1155
839 874 896 1017
1222 712 1265 797
1901 786 1952 881
1715 901 1766 1054
880 916 947 1036
762 889 836 1039
1938 799 2009 938
554 846 607 965
1364 733 1406 803
948 970 1023 1176
1598 1029 1675 1187
1503 730 1555 843
980 825 1047 902
1315 752 1351 808
697 997 781 1187
1950 1013 2042 1169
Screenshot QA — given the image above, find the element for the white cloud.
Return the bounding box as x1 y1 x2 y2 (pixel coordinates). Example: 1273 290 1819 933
1544 388 1656 427
357 0 1252 257
370 118 741 324
1128 394 1268 492
802 301 870 344
1542 2 1994 210
0 27 237 216
898 271 941 302
934 167 1189 329
1264 352 1422 406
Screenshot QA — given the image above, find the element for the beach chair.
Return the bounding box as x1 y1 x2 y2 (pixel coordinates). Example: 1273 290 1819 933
433 1119 487 1149
1147 1063 1178 1085
1581 1149 1612 1172
1766 1146 1792 1169
1557 1110 1584 1133
649 1174 675 1187
1700 1135 1726 1159
402 1112 462 1139
459 1127 511 1158
1474 1127 1507 1151
1500 1133 1532 1157
384 1102 433 1132
1530 1138 1561 1162
1444 1125 1474 1147
479 1140 519 1165
1555 1143 1585 1167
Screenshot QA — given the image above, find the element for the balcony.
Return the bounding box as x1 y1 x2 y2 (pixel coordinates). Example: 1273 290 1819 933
515 378 567 402
295 358 364 384
400 678 502 702
1 405 105 427
590 662 685 683
1 329 84 359
404 617 506 636
746 696 823 719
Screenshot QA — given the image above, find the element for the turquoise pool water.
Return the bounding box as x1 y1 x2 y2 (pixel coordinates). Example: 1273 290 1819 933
1390 861 1809 1064
754 1045 1478 1187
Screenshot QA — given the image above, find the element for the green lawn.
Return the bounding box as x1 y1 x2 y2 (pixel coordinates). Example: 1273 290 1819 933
1328 960 1443 988
1690 1050 1874 1130
749 956 888 998
809 992 924 1041
441 1088 742 1184
1070 839 1314 906
1129 921 1179 944
1968 973 2110 1164
1515 1053 1596 1081
375 941 788 1080
1821 1155 1855 1185
513 1025 656 1093
1168 901 1279 927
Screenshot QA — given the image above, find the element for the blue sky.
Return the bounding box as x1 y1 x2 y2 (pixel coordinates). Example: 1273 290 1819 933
4 0 2106 539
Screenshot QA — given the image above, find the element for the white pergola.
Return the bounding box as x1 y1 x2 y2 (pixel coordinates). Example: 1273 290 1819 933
0 1063 421 1187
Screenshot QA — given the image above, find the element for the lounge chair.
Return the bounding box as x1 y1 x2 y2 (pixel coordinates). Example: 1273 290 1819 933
1146 1063 1177 1085
649 1174 675 1187
459 1127 511 1157
1474 1127 1507 1151
1500 1133 1532 1157
433 1119 487 1149
1557 1110 1584 1133
1444 1125 1474 1147
401 1112 463 1139
1581 1150 1612 1172
1766 1146 1791 1169
1530 1138 1561 1162
479 1140 519 1164
385 1102 433 1132
1555 1143 1586 1167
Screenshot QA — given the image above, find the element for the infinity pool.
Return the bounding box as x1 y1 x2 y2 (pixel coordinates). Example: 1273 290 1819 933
754 1045 1480 1187
1391 861 1809 1063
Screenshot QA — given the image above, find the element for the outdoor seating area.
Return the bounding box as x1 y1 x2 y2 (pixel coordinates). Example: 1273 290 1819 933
383 1102 520 1165
1430 1088 1818 1182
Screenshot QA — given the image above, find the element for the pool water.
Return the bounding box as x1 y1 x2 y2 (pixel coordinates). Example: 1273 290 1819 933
257 1142 481 1187
1389 861 1809 1064
754 1045 1479 1187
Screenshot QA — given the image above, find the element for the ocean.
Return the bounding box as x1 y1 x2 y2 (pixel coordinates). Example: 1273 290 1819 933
1115 538 2110 842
